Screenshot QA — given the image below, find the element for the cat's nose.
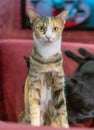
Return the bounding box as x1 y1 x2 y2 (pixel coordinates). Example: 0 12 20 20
45 36 51 41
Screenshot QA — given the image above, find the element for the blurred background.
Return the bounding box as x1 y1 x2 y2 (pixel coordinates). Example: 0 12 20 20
0 0 94 43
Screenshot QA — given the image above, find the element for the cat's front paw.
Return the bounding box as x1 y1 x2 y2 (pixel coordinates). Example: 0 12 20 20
61 122 69 128
52 119 69 128
31 119 40 126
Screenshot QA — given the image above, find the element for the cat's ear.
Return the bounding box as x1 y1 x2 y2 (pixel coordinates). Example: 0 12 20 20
26 9 40 23
56 10 68 24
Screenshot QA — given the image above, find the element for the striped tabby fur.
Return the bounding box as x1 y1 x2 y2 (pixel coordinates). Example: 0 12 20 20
19 9 69 128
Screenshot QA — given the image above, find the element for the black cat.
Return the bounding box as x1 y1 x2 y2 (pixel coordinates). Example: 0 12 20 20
65 48 94 124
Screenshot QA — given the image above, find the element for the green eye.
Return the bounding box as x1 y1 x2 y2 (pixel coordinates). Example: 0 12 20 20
38 26 44 32
53 26 59 32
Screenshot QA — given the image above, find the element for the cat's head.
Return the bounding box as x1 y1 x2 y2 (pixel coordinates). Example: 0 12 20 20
27 9 68 45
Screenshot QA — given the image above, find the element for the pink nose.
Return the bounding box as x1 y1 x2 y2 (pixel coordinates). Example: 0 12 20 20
45 36 51 41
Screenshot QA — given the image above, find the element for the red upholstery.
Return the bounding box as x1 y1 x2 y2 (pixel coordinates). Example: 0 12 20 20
0 39 94 129
0 121 93 130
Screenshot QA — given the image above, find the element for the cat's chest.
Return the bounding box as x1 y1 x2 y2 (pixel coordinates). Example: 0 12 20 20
40 85 52 105
40 72 54 110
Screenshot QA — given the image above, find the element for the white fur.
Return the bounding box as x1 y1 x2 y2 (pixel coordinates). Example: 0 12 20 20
30 105 40 126
33 24 62 59
40 85 52 125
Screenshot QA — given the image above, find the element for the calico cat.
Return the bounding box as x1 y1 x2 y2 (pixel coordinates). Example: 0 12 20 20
20 9 69 128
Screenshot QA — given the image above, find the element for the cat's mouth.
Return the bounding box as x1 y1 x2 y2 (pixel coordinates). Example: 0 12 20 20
45 40 52 44
40 38 57 45
44 38 55 44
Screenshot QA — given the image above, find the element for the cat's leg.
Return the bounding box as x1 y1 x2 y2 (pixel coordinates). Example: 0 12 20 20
23 76 31 123
29 87 41 126
52 71 69 128
28 71 52 126
28 71 44 126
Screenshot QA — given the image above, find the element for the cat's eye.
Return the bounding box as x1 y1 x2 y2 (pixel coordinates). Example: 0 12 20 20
38 26 44 32
53 27 59 32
